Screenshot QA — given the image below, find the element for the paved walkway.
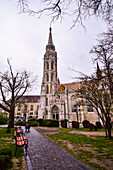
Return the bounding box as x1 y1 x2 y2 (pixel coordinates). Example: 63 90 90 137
24 127 93 170
0 125 93 169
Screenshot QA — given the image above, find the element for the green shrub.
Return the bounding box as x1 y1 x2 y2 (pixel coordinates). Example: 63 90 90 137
0 148 12 158
28 118 37 122
15 121 23 126
94 125 98 131
0 113 8 125
37 119 44 126
96 121 101 129
22 121 29 126
0 148 12 170
88 123 94 131
72 121 79 129
43 119 59 127
30 122 38 127
82 120 89 128
0 155 10 170
61 119 68 128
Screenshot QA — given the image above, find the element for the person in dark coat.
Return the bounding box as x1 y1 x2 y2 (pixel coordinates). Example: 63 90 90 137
25 123 30 132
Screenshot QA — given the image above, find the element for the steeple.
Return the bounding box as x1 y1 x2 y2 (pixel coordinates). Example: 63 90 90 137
96 62 102 79
46 27 55 50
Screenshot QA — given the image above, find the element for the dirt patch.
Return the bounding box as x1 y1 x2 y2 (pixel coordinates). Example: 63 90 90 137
34 127 63 134
91 158 113 170
69 131 113 136
1 137 12 140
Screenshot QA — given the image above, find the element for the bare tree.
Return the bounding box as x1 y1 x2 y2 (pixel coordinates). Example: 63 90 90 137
78 74 112 139
90 28 113 99
0 59 37 132
18 0 113 28
70 29 113 138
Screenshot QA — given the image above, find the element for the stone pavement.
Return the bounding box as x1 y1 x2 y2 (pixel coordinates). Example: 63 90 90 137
24 127 93 170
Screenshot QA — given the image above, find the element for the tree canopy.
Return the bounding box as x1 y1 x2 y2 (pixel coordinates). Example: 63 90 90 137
18 0 113 28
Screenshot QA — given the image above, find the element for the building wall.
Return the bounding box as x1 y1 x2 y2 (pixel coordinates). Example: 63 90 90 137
15 102 40 120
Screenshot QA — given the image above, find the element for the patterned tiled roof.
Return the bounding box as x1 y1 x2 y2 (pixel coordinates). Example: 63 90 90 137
56 82 82 93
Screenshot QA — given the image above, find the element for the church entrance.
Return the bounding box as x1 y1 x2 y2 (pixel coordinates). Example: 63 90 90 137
52 105 59 120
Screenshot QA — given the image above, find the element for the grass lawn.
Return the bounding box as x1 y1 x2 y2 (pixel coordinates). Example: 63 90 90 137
44 129 113 170
0 127 26 170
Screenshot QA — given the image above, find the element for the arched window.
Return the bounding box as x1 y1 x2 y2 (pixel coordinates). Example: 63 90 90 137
46 73 49 82
30 105 33 111
51 73 53 81
50 85 52 94
46 85 49 94
86 100 94 112
25 105 27 111
71 96 77 112
51 62 53 70
18 105 21 111
47 62 49 70
46 110 48 115
46 98 48 106
52 105 59 120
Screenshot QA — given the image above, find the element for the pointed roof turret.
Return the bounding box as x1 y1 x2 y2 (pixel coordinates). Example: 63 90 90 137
96 62 102 79
46 27 55 50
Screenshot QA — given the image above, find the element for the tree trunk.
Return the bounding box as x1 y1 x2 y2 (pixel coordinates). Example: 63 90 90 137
107 118 112 139
104 126 108 137
7 107 15 133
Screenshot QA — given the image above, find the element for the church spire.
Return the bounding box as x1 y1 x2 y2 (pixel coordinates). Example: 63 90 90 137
96 62 102 79
46 27 55 50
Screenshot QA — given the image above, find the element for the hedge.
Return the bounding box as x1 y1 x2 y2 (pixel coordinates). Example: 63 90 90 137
96 121 101 129
72 121 79 129
61 119 68 128
0 114 8 125
82 120 90 128
43 119 59 127
0 148 12 170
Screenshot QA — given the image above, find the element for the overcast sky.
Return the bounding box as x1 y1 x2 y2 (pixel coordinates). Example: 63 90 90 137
0 0 107 95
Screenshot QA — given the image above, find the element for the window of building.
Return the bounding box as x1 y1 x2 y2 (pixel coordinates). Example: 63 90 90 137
30 105 33 111
18 105 21 111
51 73 53 81
17 112 20 115
51 62 53 70
47 62 49 70
46 85 49 94
71 96 77 112
30 112 33 115
46 110 48 115
25 105 27 111
50 85 52 94
30 116 32 118
86 100 94 112
46 73 49 82
46 98 48 106
37 105 39 110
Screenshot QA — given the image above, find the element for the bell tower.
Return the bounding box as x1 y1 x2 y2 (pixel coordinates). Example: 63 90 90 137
38 27 58 119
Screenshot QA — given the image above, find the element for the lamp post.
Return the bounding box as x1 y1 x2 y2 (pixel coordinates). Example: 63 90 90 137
66 89 69 128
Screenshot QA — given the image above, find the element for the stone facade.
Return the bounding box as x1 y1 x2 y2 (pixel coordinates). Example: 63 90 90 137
14 96 40 121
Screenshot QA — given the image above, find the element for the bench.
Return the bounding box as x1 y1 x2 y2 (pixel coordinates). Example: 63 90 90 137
14 126 28 155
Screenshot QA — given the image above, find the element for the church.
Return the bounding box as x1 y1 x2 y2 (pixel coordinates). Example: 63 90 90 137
38 27 99 127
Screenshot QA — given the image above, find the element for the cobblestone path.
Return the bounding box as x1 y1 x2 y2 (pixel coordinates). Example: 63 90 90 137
25 127 93 170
